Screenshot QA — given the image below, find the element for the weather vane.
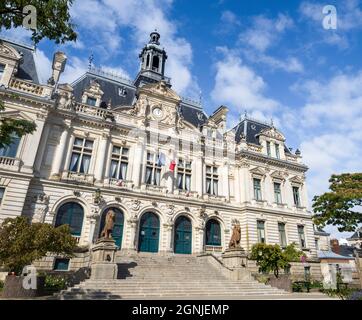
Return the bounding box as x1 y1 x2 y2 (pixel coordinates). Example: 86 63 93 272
88 52 94 70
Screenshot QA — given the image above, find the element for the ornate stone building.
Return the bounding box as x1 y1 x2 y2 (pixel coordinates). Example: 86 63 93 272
0 33 319 273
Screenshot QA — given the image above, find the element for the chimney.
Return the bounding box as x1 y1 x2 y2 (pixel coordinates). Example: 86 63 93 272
330 239 340 254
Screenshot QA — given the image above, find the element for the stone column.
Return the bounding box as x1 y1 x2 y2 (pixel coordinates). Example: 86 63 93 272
131 138 145 188
195 153 203 196
34 122 50 174
222 162 230 200
50 120 71 180
94 130 110 183
240 164 250 203
163 223 173 254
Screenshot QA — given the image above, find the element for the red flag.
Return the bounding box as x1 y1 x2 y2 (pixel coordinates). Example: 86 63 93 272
169 160 176 172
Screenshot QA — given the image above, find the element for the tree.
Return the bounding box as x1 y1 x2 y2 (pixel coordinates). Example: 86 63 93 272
250 243 305 278
312 173 362 232
0 0 77 44
0 216 77 275
0 99 36 149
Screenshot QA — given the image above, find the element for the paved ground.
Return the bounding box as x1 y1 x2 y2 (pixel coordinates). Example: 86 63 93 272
0 292 338 300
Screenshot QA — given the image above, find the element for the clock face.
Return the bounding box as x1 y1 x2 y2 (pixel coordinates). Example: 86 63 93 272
152 107 163 118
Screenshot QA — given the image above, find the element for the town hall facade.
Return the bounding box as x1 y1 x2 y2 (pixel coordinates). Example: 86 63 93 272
0 32 321 273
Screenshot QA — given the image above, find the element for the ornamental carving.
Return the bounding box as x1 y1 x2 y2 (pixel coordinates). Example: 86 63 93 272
258 127 285 142
31 194 50 223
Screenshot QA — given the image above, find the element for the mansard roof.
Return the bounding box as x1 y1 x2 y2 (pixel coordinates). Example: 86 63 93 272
71 68 137 108
233 117 293 154
0 38 39 83
348 228 362 240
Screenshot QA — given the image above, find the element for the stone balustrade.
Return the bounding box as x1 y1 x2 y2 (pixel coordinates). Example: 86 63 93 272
9 78 52 97
0 156 21 171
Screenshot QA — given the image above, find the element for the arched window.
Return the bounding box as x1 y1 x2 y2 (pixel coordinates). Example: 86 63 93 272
55 202 84 236
152 56 159 70
99 207 124 248
205 219 221 246
146 54 150 68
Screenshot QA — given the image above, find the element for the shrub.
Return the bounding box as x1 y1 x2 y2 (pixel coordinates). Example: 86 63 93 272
250 242 305 278
0 280 4 291
44 275 68 292
0 217 77 275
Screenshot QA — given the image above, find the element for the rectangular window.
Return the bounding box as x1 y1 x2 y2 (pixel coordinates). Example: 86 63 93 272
0 133 20 158
275 144 280 159
206 165 218 196
145 152 162 186
293 186 301 207
53 258 70 271
177 159 192 191
0 64 5 80
253 178 262 201
274 182 282 204
278 223 287 247
69 138 93 174
0 187 5 205
315 239 319 250
266 141 271 157
298 225 306 248
86 97 97 106
109 145 129 180
257 220 266 243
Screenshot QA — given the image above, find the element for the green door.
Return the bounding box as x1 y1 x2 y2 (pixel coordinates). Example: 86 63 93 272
174 216 192 254
138 212 160 253
205 219 221 246
99 208 124 248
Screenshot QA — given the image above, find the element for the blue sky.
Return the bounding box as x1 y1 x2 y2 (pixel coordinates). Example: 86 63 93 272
2 0 362 240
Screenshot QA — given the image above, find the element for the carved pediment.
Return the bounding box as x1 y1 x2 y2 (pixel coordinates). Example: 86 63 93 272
0 109 34 121
139 80 181 102
270 170 286 181
84 80 104 98
0 41 22 61
258 127 285 142
289 175 304 184
250 166 266 177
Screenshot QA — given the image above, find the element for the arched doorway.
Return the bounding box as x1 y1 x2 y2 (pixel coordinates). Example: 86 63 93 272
99 207 124 248
55 202 84 236
174 216 192 254
138 212 160 253
205 219 221 246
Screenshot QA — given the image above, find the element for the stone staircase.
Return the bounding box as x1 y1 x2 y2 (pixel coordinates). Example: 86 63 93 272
56 254 287 299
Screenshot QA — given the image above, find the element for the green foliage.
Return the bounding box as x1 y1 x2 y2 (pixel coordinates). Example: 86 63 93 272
0 280 4 291
44 274 67 292
0 216 77 275
250 242 305 278
313 173 362 232
0 0 77 44
0 100 37 149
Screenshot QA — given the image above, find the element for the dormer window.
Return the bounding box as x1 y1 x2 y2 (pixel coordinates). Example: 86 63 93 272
86 97 97 106
266 141 271 157
275 144 280 159
118 87 127 97
0 64 5 80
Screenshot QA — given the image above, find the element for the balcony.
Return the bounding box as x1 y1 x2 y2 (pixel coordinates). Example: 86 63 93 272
105 178 134 189
9 78 52 98
0 156 21 171
61 171 95 185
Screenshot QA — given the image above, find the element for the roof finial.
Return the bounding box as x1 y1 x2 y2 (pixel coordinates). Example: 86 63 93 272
88 51 94 70
270 117 274 127
199 90 202 105
244 110 248 119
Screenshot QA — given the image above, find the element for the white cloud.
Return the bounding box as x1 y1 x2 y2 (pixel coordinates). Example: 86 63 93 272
68 0 195 96
60 57 88 84
221 10 241 26
33 49 52 84
239 14 293 52
211 47 279 114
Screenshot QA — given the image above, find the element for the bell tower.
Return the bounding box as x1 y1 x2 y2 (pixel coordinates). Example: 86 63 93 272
134 30 170 87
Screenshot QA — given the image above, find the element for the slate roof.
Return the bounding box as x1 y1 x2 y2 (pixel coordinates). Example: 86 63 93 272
180 100 207 128
317 250 354 260
348 228 362 240
1 38 39 83
232 117 294 152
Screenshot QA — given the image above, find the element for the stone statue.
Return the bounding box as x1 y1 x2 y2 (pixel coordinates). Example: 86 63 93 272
229 224 241 249
100 210 116 239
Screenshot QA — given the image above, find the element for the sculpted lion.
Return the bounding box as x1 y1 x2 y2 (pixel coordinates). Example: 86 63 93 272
229 224 241 249
100 210 116 239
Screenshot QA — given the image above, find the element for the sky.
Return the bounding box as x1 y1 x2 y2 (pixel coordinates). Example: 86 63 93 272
1 0 362 240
